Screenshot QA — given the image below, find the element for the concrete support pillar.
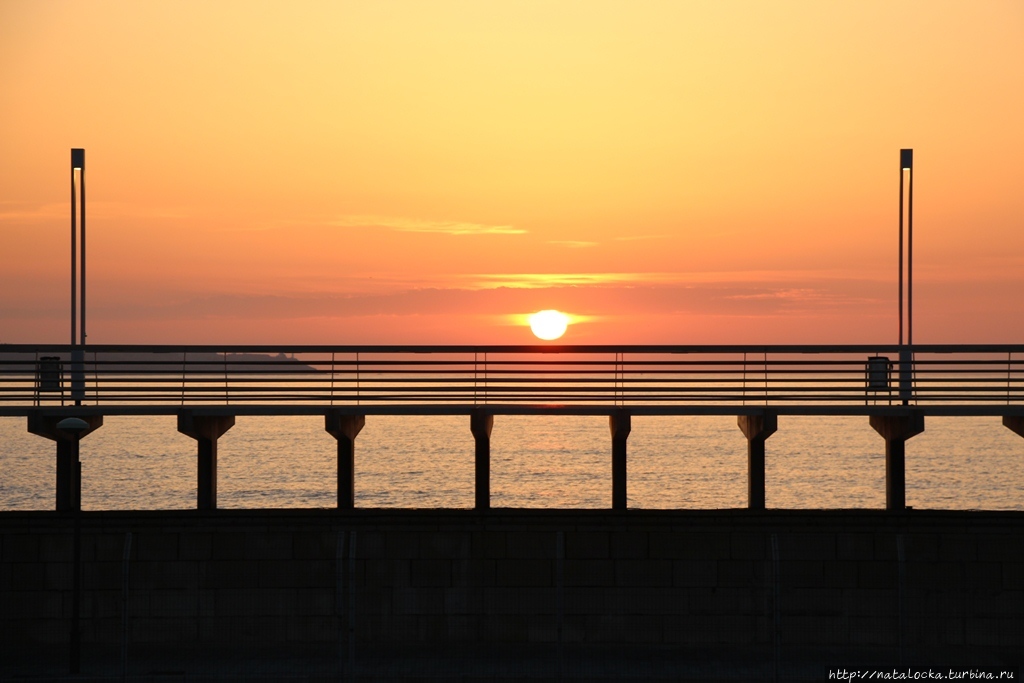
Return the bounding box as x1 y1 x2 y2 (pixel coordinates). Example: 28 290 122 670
470 411 493 511
178 412 235 510
325 411 365 509
738 412 777 510
870 413 924 511
27 413 103 512
610 410 631 510
1002 415 1024 438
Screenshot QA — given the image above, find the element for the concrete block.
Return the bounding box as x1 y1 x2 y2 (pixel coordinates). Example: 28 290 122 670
903 533 939 562
44 561 71 590
717 559 767 586
446 614 479 641
82 589 121 619
779 533 836 561
506 531 556 559
245 532 294 560
287 615 336 642
848 615 897 645
420 531 467 559
857 561 897 589
2 534 39 562
615 559 672 587
350 530 383 559
10 562 47 590
977 535 1024 562
730 532 768 560
780 588 843 616
965 617 1002 647
566 531 609 559
584 614 662 644
477 530 507 559
9 590 63 619
687 587 757 616
80 533 111 562
204 559 259 589
294 532 333 557
607 587 685 616
482 614 527 642
778 560 824 587
385 531 422 559
211 532 247 560
563 558 614 587
672 559 717 587
137 532 179 561
292 585 335 618
146 560 198 589
873 534 900 561
484 587 555 616
443 585 479 615
1002 562 1024 590
843 588 896 617
938 534 976 562
25 618 71 644
943 616 964 645
417 614 449 640
496 559 552 587
82 560 124 590
178 532 212 560
610 531 647 559
821 560 858 588
564 587 608 615
659 532 730 560
410 559 452 587
150 589 198 617
393 586 445 616
259 559 333 588
362 558 407 588
127 591 150 617
912 561 965 589
527 621 559 643
131 617 190 643
781 615 847 645
837 533 875 561
38 535 72 562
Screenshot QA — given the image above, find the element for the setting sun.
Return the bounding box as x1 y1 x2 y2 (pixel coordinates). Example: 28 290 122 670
529 310 570 341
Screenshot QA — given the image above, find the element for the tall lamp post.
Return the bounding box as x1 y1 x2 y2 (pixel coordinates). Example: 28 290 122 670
71 149 86 404
898 149 913 404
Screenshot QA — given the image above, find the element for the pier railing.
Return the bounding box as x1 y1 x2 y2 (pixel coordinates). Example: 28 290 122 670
2 344 1023 415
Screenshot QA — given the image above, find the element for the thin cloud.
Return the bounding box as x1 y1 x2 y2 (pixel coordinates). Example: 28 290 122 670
548 240 599 248
333 215 525 236
614 234 668 241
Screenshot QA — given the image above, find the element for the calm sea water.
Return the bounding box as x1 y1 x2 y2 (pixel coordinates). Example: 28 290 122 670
1 414 1022 511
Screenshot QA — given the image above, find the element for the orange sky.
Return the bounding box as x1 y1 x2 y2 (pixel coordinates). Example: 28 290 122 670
2 1 1023 345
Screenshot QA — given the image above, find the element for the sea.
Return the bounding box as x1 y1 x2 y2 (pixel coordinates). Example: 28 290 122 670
2 414 1022 511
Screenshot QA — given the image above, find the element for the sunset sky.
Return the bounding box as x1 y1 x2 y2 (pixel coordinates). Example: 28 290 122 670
2 1 1022 345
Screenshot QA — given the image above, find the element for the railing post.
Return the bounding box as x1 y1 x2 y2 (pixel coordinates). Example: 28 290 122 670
869 412 924 510
326 411 365 509
738 411 777 510
610 410 631 510
470 410 493 510
178 411 235 510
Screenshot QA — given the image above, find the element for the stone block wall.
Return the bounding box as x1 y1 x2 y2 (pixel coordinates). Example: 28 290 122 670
1 509 1021 679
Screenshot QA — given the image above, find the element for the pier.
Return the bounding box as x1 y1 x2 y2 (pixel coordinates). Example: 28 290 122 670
3 343 1024 680
3 343 1024 512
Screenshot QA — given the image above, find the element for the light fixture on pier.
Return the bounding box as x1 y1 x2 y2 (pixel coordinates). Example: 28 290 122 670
70 149 86 404
898 148 913 403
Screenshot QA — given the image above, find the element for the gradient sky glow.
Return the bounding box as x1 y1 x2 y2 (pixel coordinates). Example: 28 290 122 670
2 1 1023 344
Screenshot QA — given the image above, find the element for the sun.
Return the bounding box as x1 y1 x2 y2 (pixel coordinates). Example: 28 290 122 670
529 310 570 340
